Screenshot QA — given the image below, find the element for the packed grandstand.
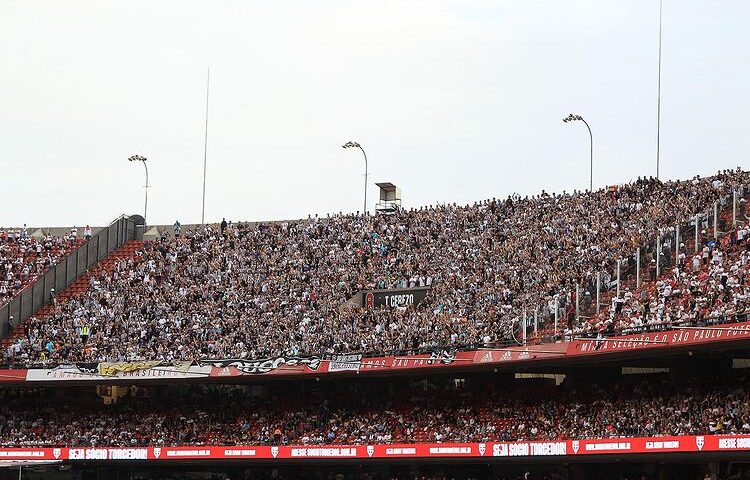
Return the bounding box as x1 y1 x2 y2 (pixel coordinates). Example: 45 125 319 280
2 169 750 480
0 371 748 447
2 169 749 366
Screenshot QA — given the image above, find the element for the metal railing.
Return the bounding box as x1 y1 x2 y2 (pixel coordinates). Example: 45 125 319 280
0 215 142 339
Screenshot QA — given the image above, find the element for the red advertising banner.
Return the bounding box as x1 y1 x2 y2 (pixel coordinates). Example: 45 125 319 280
10 321 750 384
567 321 750 356
1 435 749 463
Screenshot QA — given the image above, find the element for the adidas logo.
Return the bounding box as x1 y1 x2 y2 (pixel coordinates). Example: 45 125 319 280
480 351 494 363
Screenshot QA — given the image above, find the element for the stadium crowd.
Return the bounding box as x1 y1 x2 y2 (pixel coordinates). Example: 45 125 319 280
0 226 84 307
0 374 746 447
582 229 750 335
5 169 750 364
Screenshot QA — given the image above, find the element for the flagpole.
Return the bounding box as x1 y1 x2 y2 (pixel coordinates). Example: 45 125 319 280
656 0 663 179
201 67 210 224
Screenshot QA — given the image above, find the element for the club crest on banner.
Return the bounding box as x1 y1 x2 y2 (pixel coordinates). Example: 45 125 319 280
572 440 580 454
367 445 374 457
53 448 61 459
478 443 486 456
696 436 705 451
271 446 279 458
153 448 161 458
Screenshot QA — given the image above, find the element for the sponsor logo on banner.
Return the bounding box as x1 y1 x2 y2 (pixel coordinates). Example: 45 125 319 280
202 356 322 375
271 447 278 458
53 448 61 459
572 441 579 454
153 448 161 458
479 352 494 363
478 443 486 456
328 354 363 373
696 436 704 451
367 445 374 457
98 361 162 376
27 365 211 382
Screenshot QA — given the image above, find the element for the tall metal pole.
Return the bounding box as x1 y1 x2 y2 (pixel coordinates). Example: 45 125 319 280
581 119 593 191
675 224 680 265
359 145 368 214
142 161 149 224
201 67 210 225
656 0 663 179
563 115 593 190
733 190 738 226
575 284 580 322
522 309 527 346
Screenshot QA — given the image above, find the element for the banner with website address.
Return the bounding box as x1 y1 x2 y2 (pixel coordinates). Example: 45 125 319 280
0 435 748 463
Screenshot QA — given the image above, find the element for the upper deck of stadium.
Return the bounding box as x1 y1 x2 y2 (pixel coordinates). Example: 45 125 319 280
1 168 749 375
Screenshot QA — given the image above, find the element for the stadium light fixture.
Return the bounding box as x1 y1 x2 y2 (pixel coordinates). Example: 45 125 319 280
342 141 368 214
128 155 149 224
562 113 593 191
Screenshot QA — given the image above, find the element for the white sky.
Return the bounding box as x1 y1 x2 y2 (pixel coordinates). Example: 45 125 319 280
1 0 748 227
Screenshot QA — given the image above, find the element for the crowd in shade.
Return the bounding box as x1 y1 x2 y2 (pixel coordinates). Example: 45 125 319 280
5 169 750 364
0 373 746 447
0 226 85 307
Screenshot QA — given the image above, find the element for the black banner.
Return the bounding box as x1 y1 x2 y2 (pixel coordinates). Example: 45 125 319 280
199 356 322 374
363 287 430 309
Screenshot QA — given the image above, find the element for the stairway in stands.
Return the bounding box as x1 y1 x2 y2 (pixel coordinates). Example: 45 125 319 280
530 202 742 341
1 240 144 350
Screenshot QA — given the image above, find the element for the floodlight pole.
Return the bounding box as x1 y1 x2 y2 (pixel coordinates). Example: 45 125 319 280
360 145 368 214
563 114 593 191
343 141 369 214
128 155 149 224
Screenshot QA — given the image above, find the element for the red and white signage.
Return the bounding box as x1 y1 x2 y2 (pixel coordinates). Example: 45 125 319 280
6 321 750 384
0 435 748 463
